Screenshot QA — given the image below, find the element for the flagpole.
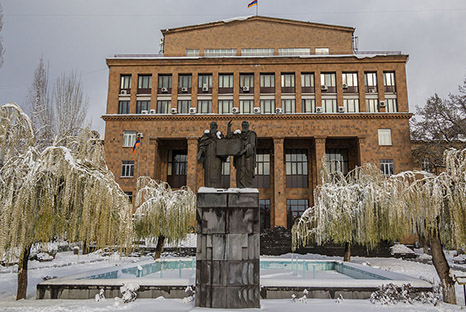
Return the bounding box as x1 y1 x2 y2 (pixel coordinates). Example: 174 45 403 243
256 3 258 16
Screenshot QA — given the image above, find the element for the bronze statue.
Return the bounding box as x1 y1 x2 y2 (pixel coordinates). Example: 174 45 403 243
227 120 258 188
197 122 226 188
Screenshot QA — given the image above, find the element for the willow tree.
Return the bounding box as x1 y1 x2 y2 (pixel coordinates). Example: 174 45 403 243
293 149 466 304
133 177 196 259
0 103 133 300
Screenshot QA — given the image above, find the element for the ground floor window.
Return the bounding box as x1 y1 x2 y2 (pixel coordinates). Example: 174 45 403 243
326 148 349 175
260 199 271 231
167 150 187 188
287 199 309 228
254 150 270 188
286 149 308 188
380 159 394 177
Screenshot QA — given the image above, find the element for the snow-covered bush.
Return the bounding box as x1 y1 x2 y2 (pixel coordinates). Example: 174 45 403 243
370 283 440 305
120 283 140 303
95 289 105 302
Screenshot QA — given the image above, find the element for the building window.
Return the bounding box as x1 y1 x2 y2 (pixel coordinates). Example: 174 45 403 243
121 161 134 178
260 199 271 231
219 74 234 94
254 150 270 188
286 149 308 188
221 156 230 188
326 148 349 175
118 100 130 114
240 100 254 114
321 98 337 113
137 75 152 94
167 150 187 188
157 100 171 114
124 191 133 204
241 48 274 56
260 99 275 114
178 74 192 93
177 100 190 114
136 100 150 114
204 49 236 57
365 72 377 93
278 48 310 56
260 73 275 93
198 74 212 93
343 98 360 113
219 100 233 114
422 157 432 173
282 99 296 113
186 49 199 56
366 98 378 112
281 73 295 93
197 100 212 114
158 74 172 94
240 74 254 93
315 47 329 55
120 75 131 94
287 199 309 228
123 130 137 147
320 72 336 93
302 99 316 113
301 73 315 93
380 159 394 177
383 72 396 93
378 129 392 146
385 98 398 112
342 72 358 93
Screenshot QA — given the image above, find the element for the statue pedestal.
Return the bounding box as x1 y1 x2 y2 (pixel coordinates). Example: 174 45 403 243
195 187 260 309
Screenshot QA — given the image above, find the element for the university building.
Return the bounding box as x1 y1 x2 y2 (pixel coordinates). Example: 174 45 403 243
103 16 412 230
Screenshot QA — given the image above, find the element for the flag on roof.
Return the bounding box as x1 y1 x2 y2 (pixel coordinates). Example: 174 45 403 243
133 137 141 154
248 0 257 8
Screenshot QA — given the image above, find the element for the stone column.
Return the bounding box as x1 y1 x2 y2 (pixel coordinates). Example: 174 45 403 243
358 135 369 166
149 137 159 179
187 136 198 191
196 188 260 309
315 136 327 185
273 137 286 227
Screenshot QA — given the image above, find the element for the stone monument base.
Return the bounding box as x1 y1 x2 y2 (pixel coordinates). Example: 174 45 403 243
195 187 260 309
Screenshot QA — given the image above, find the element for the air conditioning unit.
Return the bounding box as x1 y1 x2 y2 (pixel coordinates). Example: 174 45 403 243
253 107 261 114
369 88 376 93
189 107 196 114
379 101 386 108
202 86 209 92
232 107 240 114
150 109 156 114
275 107 283 114
141 110 148 114
316 107 323 113
161 87 168 93
181 87 188 93
321 85 328 91
138 133 143 138
338 106 345 113
342 83 348 89
171 108 178 114
242 86 250 92
120 89 128 95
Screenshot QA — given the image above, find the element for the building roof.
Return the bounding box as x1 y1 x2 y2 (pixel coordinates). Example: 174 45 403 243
160 15 355 35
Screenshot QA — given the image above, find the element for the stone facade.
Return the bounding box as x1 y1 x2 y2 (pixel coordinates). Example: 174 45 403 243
103 15 413 229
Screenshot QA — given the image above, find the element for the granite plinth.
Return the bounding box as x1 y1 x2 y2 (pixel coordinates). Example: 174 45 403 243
195 188 260 309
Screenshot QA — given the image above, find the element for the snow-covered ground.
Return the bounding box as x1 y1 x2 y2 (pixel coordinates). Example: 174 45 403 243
1 243 465 311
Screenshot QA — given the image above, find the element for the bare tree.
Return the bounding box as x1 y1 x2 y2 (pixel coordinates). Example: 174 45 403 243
53 70 88 139
26 57 54 149
411 78 466 170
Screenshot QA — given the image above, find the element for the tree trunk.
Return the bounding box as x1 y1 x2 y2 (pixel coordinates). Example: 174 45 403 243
82 241 89 255
154 236 165 260
430 232 456 304
16 245 31 300
343 242 351 262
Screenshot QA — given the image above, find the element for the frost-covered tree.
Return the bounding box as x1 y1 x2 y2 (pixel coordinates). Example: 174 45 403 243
0 103 133 300
293 149 466 304
133 177 196 259
26 59 89 148
411 78 466 171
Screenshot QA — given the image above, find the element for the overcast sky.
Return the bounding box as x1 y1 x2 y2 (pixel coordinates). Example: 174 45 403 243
0 0 465 135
